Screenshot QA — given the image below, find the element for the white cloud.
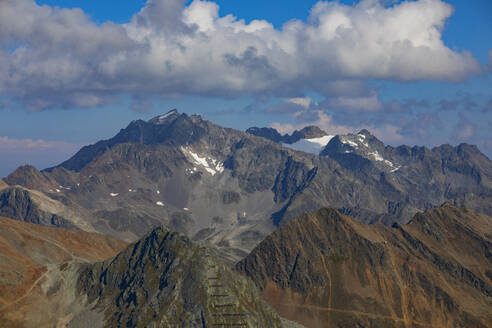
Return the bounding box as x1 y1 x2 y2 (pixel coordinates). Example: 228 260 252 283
0 0 481 110
0 136 80 152
287 97 312 109
452 115 476 141
271 110 353 136
271 110 407 146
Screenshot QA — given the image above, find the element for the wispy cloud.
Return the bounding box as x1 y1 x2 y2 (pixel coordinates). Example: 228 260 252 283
0 136 79 152
0 0 481 110
0 136 82 176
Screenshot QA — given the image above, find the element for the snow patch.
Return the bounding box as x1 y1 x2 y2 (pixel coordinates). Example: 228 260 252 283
283 135 334 155
368 151 384 161
181 147 224 176
341 139 359 148
383 159 393 166
152 110 177 124
368 152 401 172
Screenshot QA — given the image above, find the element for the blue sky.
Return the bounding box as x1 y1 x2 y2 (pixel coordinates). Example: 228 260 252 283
0 0 491 176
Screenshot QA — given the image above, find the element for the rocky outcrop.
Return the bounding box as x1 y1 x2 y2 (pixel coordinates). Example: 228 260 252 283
0 187 78 229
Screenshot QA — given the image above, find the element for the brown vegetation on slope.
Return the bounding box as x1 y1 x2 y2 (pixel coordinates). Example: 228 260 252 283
237 204 492 328
0 216 127 326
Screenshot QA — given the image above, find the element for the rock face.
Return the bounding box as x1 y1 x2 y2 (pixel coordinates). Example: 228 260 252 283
73 226 282 328
5 110 492 262
237 204 492 328
0 187 78 229
0 216 127 328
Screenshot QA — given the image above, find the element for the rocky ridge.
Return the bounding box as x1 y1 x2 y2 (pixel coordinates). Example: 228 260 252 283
72 225 283 327
237 204 492 328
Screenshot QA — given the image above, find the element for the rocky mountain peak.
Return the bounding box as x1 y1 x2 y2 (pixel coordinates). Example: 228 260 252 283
148 108 180 125
245 127 284 143
293 125 327 140
75 225 283 327
321 130 400 172
357 128 372 136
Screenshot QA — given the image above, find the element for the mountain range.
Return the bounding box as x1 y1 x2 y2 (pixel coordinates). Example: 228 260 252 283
3 110 492 261
0 110 491 327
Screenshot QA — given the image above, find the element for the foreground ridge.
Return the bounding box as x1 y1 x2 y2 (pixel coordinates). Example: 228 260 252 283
237 204 492 328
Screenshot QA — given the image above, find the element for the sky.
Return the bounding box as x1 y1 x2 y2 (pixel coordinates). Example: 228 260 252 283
0 0 491 177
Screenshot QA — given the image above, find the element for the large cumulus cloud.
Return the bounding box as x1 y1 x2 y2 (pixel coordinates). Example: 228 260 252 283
0 0 481 110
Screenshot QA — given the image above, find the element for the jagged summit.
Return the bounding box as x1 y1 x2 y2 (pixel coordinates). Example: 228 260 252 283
0 219 282 327
246 127 283 143
357 128 372 136
148 108 179 124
